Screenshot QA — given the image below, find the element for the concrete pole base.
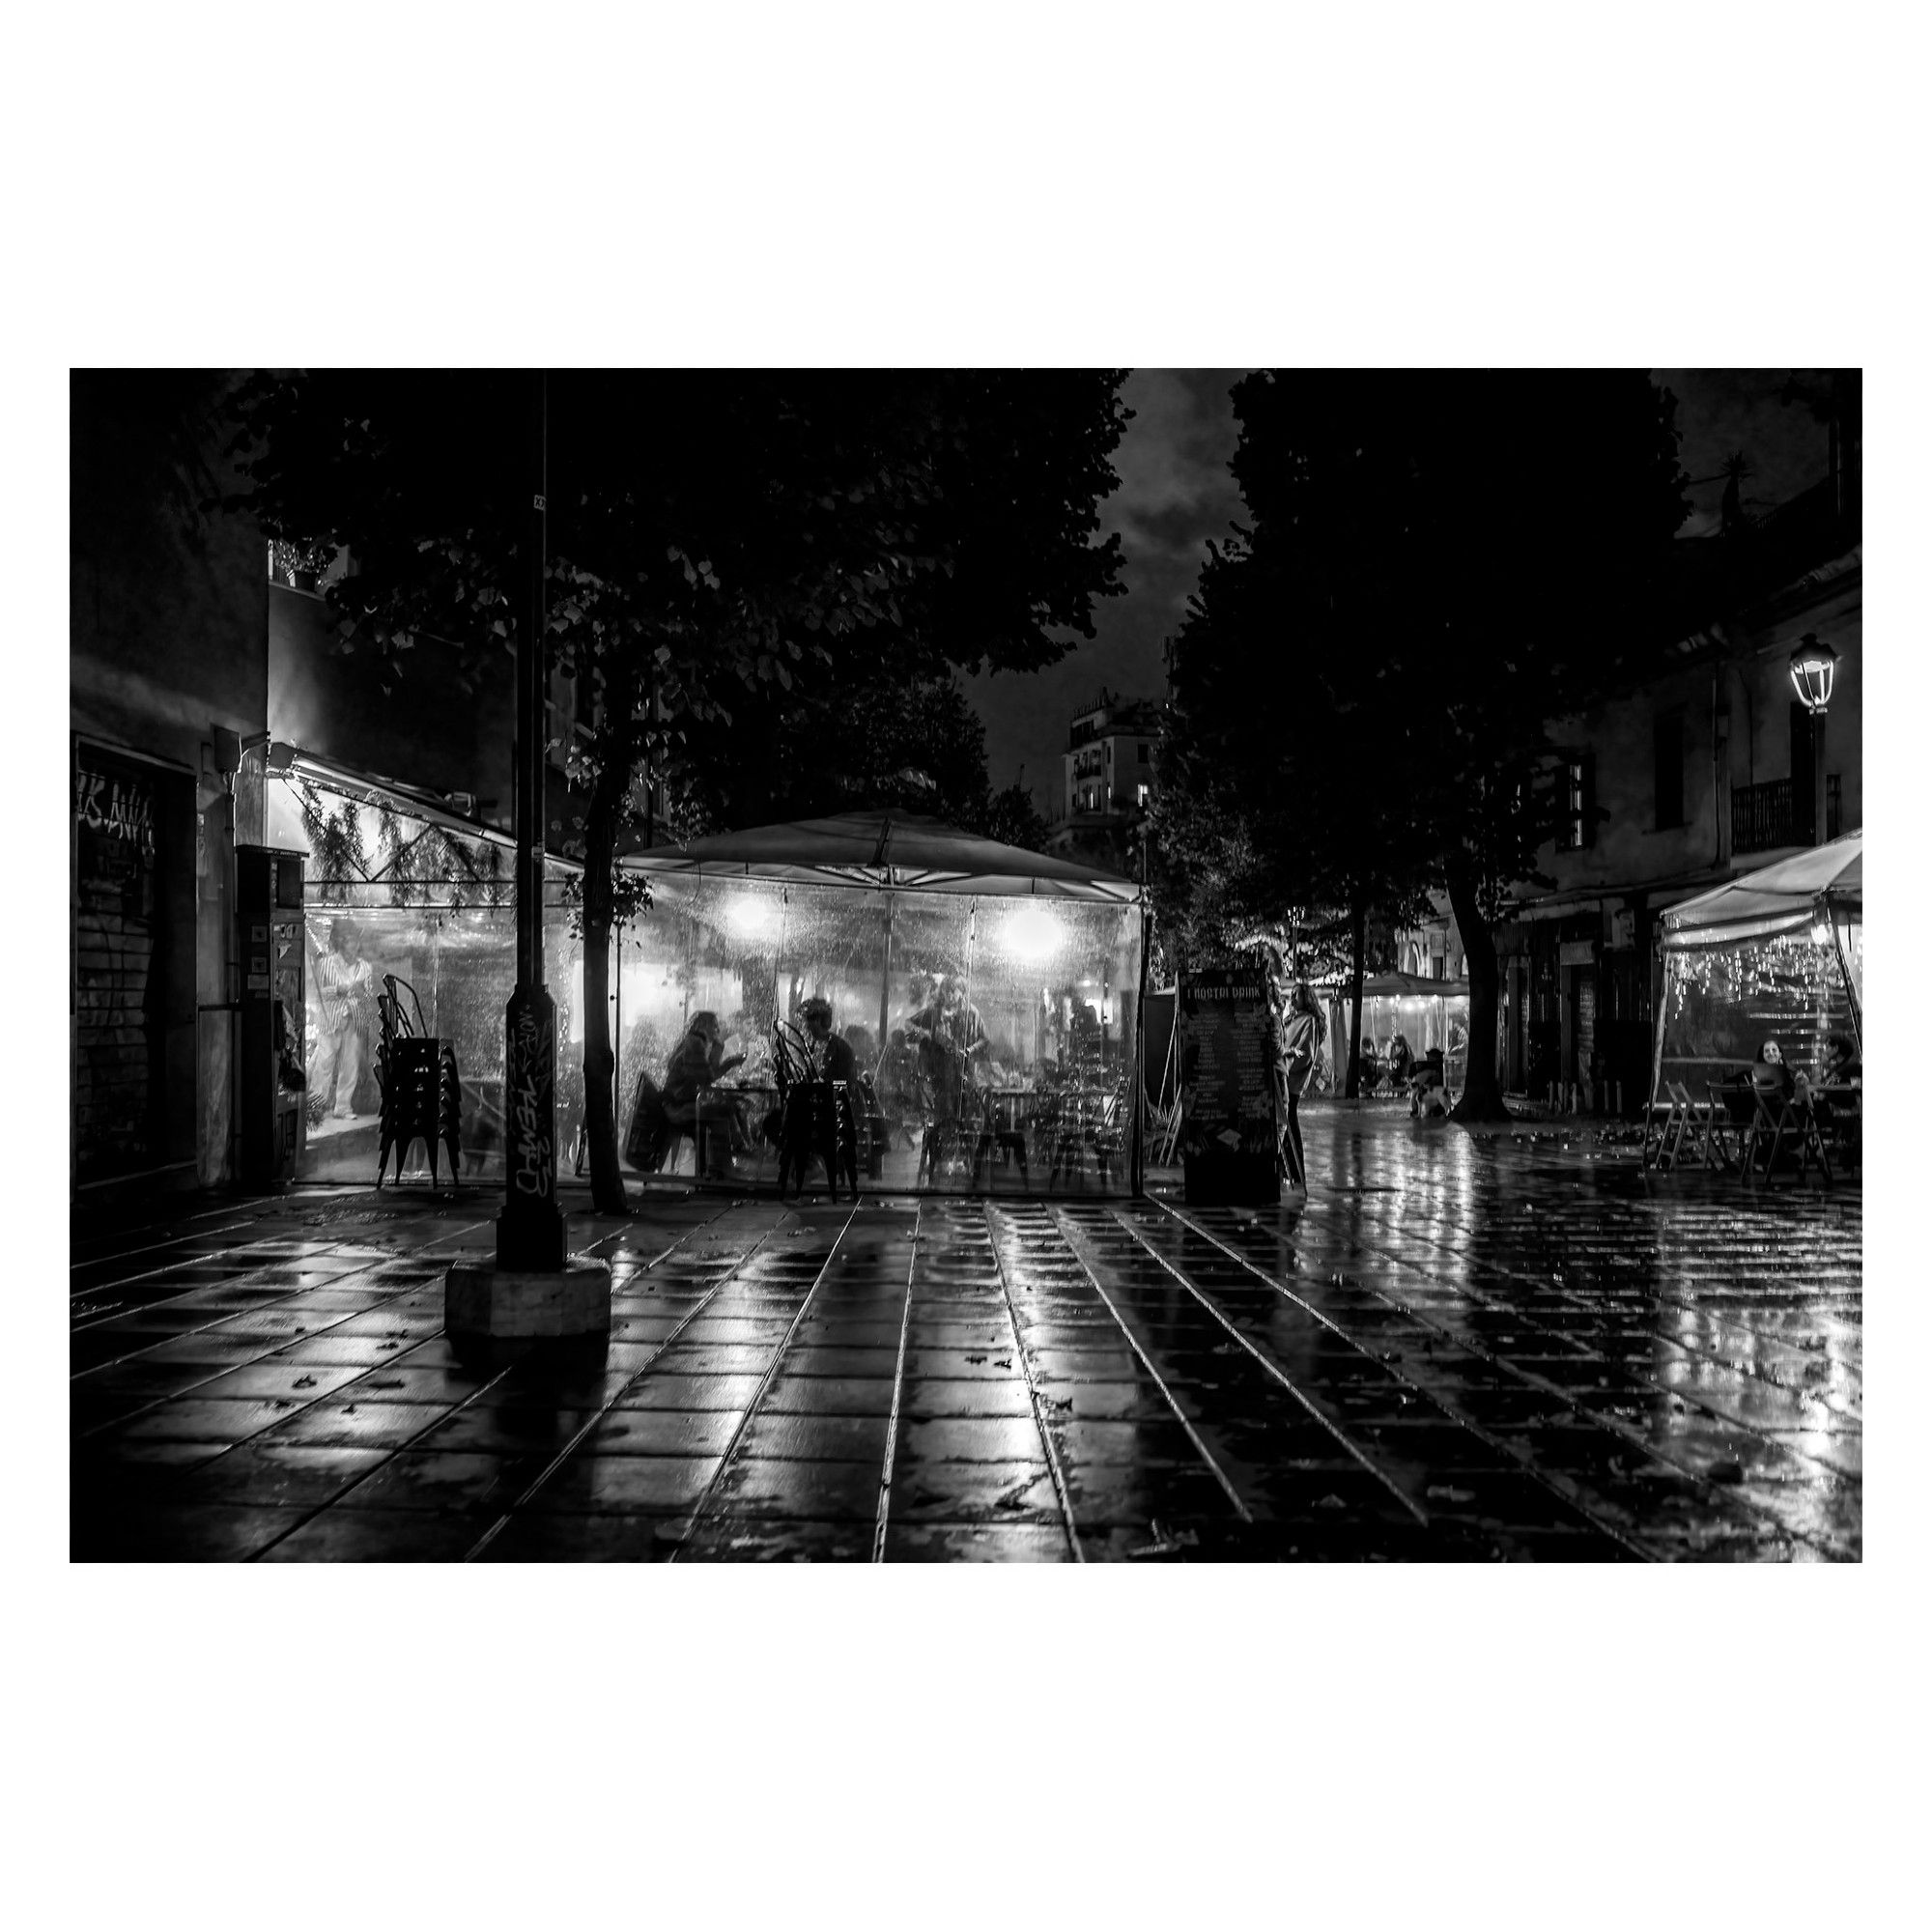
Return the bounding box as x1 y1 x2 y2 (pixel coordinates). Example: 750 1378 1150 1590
444 1256 613 1345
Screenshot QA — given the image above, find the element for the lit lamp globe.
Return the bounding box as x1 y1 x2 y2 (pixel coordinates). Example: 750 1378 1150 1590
1788 634 1838 714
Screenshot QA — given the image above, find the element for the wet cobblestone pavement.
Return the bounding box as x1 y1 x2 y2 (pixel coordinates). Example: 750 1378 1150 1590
70 1114 1861 1561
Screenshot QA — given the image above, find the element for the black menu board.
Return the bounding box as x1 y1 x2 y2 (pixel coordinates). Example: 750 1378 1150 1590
1178 969 1279 1203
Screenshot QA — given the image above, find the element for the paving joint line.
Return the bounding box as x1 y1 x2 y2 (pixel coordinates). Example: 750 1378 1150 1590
1108 1207 1438 1531
246 1209 739 1562
665 1201 867 1563
69 1218 268 1280
82 1221 515 1544
456 1204 761 1560
1172 1204 1846 1560
1346 1212 1865 1496
1491 1248 1866 1396
1140 1204 1651 1556
1045 1205 1252 1527
1422 1194 1866 1384
871 1202 924 1563
72 1217 501 1424
983 1204 1085 1563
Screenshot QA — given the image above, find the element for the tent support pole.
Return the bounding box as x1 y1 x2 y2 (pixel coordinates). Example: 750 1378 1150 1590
878 892 895 1064
1131 903 1151 1198
1829 909 1861 1055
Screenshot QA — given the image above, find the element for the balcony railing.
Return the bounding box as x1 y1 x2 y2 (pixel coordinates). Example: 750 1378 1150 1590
1731 779 1793 854
1732 776 1843 852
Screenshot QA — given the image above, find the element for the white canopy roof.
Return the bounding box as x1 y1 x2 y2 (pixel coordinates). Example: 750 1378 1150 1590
1661 828 1862 951
620 810 1142 903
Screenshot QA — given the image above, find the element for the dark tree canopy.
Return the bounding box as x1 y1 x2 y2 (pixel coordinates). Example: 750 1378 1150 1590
230 367 1128 1200
1158 370 1690 1115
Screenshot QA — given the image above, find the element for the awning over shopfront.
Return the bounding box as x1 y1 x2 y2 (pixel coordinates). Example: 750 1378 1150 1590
1350 971 1470 1000
1660 829 1862 951
1652 828 1864 1091
622 810 1142 902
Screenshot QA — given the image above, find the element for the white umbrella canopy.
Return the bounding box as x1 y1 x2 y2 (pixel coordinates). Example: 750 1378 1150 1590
1661 828 1862 951
620 810 1141 902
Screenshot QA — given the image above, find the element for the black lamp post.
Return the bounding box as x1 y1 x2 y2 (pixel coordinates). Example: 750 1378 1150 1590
445 372 607 1347
1788 633 1838 848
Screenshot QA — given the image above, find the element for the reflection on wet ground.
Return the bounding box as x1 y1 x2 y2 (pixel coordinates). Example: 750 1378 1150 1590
71 1117 1861 1561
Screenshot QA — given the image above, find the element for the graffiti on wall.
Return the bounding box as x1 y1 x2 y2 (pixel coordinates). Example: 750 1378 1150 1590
74 767 156 854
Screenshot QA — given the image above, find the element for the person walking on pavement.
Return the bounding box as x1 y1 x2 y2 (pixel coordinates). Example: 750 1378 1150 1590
1277 980 1324 1191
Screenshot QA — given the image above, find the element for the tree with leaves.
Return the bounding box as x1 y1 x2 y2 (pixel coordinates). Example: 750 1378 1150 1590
1160 371 1689 1119
1156 502 1438 1096
231 370 1127 1204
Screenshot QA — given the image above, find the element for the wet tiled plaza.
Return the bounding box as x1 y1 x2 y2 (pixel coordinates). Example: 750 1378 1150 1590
70 1112 1861 1561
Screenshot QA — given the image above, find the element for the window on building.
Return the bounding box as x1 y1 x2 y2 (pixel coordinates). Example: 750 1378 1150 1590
1135 782 1150 809
1138 742 1151 764
1653 708 1685 830
1553 754 1595 851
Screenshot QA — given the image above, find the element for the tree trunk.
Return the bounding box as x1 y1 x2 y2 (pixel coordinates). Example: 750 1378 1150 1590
1446 858 1512 1122
1345 895 1366 1099
580 766 630 1213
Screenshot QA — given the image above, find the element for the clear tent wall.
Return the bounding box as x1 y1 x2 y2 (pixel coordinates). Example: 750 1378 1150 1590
1655 925 1860 1102
275 773 582 1185
612 874 1144 1195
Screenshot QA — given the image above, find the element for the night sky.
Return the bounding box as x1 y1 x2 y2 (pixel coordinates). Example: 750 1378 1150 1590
969 368 1841 811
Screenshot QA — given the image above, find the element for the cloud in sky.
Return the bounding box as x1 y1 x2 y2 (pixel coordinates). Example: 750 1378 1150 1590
966 368 1250 805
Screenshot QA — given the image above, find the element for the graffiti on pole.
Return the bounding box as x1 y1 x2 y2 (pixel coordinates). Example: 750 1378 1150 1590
506 997 555 1200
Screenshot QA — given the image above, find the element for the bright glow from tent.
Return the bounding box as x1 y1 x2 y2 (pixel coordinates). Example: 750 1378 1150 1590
1811 920 1833 948
1006 903 1062 959
727 895 778 939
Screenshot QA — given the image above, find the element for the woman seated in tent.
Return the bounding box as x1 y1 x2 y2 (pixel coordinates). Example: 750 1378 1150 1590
1747 1038 1797 1103
663 1010 753 1158
1386 1032 1414 1091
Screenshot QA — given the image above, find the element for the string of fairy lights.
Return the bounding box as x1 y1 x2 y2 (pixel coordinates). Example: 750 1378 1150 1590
1663 929 1858 1071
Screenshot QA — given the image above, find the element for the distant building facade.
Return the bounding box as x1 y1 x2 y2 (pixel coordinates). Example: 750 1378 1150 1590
1413 409 1862 1115
1045 688 1160 877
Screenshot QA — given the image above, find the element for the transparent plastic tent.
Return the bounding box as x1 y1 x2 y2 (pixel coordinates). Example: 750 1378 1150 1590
618 812 1147 1195
1318 973 1471 1096
269 760 585 1185
1653 829 1862 1105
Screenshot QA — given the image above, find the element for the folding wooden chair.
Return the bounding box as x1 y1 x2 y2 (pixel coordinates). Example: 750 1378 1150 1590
1745 1084 1833 1185
1665 1081 1721 1168
1704 1084 1749 1173
1642 1084 1684 1170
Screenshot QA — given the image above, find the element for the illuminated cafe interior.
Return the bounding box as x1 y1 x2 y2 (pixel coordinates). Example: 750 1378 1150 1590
618 814 1147 1196
274 776 1146 1197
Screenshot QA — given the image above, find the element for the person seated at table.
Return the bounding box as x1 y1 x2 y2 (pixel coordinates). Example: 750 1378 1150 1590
1356 1038 1383 1094
1809 1033 1860 1163
1410 1045 1450 1119
1749 1038 1797 1103
1387 1032 1414 1090
663 1009 753 1157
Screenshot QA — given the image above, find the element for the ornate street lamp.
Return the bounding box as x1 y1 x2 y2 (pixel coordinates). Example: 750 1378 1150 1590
1787 633 1838 846
1788 633 1838 714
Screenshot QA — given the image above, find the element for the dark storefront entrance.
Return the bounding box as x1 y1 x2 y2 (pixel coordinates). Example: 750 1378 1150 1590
72 740 196 1188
